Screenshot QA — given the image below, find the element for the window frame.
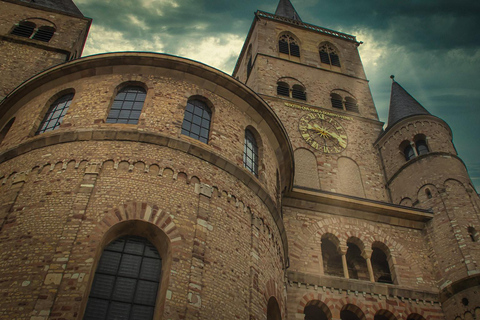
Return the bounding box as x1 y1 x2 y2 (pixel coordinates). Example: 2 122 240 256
278 33 301 59
244 128 259 176
319 42 341 68
35 92 74 135
106 85 147 125
180 98 213 144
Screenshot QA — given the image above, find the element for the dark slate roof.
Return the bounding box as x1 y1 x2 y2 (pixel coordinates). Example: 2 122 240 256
386 79 431 128
275 0 302 22
16 0 84 17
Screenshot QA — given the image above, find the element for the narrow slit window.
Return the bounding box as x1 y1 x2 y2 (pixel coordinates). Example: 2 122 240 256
36 93 74 135
244 129 259 176
106 86 146 124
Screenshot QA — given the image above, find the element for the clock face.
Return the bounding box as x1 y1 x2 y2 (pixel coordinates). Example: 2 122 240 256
298 112 348 154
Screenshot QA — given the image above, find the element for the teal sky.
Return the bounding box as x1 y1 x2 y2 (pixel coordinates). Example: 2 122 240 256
75 0 480 191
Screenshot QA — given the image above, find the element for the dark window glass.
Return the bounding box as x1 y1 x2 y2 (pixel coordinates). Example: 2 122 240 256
345 97 359 112
279 39 289 54
32 26 55 42
330 53 341 67
107 87 146 124
404 145 415 161
292 85 306 100
416 140 429 155
36 93 74 135
319 50 330 64
84 236 162 320
319 44 341 67
11 21 35 38
279 35 300 57
181 99 211 144
330 94 343 109
290 43 300 57
277 82 290 97
244 129 258 176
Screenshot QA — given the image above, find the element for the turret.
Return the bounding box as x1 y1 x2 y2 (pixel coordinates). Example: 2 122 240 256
376 77 480 319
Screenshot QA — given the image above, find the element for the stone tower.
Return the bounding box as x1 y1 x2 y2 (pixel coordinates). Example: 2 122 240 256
376 78 480 319
0 0 91 100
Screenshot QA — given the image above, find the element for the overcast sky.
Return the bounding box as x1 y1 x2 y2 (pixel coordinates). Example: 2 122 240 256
75 0 480 191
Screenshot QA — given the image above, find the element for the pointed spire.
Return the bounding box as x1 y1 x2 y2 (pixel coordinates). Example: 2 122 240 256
275 0 302 22
17 0 84 17
386 76 431 128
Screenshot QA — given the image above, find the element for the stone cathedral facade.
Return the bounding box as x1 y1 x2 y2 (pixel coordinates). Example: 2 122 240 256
0 0 479 319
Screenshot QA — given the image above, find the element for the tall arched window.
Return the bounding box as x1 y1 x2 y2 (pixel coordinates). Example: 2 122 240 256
404 145 415 161
244 129 259 176
107 86 146 124
319 43 341 67
36 93 74 135
321 234 343 277
181 98 212 143
32 26 55 42
346 240 369 280
84 235 162 320
371 244 394 284
304 300 331 320
266 297 281 320
292 84 306 100
11 21 36 38
279 34 300 57
416 139 429 155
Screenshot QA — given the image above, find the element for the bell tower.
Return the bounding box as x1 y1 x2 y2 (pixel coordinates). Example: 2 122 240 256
376 77 480 318
0 0 91 101
233 0 388 201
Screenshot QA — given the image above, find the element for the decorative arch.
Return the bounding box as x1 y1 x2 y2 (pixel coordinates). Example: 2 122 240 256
297 292 333 315
337 157 365 198
340 304 366 320
294 148 320 189
263 279 284 319
399 197 413 207
304 300 332 320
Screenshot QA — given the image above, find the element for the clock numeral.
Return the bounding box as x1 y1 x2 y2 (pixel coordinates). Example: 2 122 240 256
311 141 320 150
316 113 325 120
333 146 341 153
323 146 330 153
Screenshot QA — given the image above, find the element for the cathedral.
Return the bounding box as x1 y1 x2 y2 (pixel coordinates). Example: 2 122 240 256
0 0 479 319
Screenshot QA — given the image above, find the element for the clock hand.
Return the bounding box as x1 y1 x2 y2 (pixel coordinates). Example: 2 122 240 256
326 130 347 148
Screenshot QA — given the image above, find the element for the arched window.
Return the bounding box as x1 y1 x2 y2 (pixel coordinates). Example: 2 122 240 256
84 235 162 320
292 84 306 100
246 45 253 78
330 93 343 109
345 97 359 113
181 98 212 143
36 93 74 135
340 305 365 320
371 244 394 284
244 129 258 176
279 34 300 57
107 86 146 124
346 240 369 280
404 145 415 161
416 139 429 155
425 188 432 199
11 21 36 38
32 26 55 42
468 227 478 242
304 300 331 320
321 235 343 277
0 118 15 145
319 43 341 67
266 297 281 320
277 82 290 97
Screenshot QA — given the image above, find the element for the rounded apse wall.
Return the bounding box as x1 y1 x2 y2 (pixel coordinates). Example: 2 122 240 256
0 53 294 319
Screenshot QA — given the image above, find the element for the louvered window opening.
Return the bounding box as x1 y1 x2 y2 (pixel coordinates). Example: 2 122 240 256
290 43 300 57
181 99 211 144
277 84 290 97
32 27 55 42
106 86 146 124
11 22 35 38
416 140 429 155
292 87 306 100
331 96 343 109
319 44 341 67
279 39 289 54
278 35 300 57
345 99 359 113
36 93 73 135
244 129 259 176
84 235 162 320
404 145 415 161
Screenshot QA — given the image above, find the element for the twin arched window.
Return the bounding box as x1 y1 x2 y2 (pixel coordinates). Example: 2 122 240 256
278 34 300 58
36 93 74 135
276 82 306 101
106 86 146 124
330 93 358 112
11 21 55 42
319 43 341 67
402 138 429 161
84 235 161 320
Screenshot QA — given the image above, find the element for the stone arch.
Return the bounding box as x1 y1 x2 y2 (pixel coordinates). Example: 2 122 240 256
267 297 281 320
304 300 332 320
321 233 343 277
371 241 396 284
297 292 333 315
263 278 284 318
294 148 320 189
399 197 413 206
417 184 438 203
0 117 15 145
337 157 365 198
374 309 398 320
340 303 366 320
346 237 369 280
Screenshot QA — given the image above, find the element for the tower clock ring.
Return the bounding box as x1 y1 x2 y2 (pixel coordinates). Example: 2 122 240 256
299 112 348 154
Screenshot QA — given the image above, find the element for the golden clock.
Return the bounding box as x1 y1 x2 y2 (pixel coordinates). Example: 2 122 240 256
298 112 347 154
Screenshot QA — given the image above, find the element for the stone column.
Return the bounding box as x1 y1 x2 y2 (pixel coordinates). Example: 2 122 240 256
363 249 375 282
339 245 349 279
